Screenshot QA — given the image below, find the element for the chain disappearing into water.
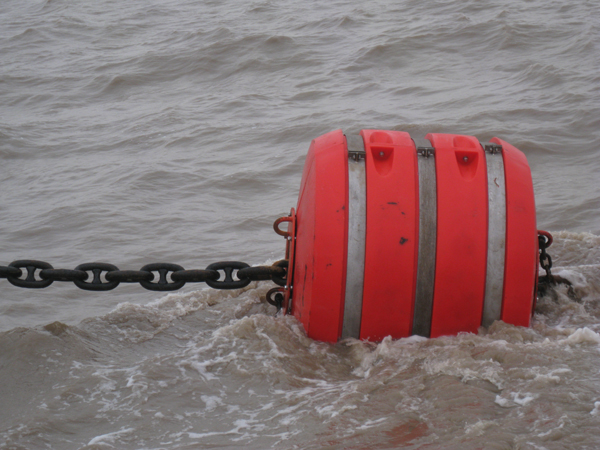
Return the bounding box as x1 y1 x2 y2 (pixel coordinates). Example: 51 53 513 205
0 259 288 291
538 231 553 278
537 230 578 299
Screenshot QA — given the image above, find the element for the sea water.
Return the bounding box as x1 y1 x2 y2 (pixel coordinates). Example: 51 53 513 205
1 0 599 448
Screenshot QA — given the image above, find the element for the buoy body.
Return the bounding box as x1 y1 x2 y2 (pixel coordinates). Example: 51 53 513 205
288 130 538 342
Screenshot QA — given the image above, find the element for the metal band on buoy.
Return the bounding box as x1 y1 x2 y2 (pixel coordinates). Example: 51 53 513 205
289 130 538 342
341 135 366 339
413 138 437 338
482 142 506 328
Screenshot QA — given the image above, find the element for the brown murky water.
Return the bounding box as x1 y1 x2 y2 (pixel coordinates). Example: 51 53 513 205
1 0 599 448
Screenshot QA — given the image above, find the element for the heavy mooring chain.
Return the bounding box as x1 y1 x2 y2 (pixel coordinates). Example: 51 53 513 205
0 259 288 291
537 230 577 299
538 231 553 278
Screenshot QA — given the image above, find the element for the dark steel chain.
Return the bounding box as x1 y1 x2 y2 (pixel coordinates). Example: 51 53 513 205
538 233 553 278
537 231 578 299
266 287 285 311
0 260 287 291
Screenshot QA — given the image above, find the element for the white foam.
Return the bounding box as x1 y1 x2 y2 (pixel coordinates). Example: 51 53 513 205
495 392 536 407
494 395 512 407
188 431 223 439
87 427 135 446
512 392 536 406
465 419 495 436
189 360 220 381
186 418 268 441
315 403 357 419
201 395 223 411
555 268 587 288
564 327 600 344
530 367 570 385
399 335 429 344
590 401 600 416
356 417 388 430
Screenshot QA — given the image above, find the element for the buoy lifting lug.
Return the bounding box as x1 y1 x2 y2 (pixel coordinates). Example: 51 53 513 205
417 147 435 157
348 151 366 161
413 138 435 157
483 142 503 154
345 134 366 161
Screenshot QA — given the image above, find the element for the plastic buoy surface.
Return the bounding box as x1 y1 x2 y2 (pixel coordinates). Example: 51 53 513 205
292 130 348 342
288 130 538 342
359 130 419 341
428 133 489 338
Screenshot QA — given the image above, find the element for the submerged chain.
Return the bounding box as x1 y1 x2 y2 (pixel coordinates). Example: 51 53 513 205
537 230 578 299
0 260 288 291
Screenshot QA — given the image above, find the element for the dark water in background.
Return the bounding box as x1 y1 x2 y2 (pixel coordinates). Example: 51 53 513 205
1 0 599 448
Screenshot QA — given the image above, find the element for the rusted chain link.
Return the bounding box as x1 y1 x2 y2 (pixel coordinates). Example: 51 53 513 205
0 259 287 291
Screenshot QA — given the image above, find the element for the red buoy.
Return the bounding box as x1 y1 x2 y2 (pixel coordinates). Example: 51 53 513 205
280 130 538 342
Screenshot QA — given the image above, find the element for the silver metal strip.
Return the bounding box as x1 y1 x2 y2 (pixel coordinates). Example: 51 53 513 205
342 135 366 339
412 137 437 338
482 143 506 328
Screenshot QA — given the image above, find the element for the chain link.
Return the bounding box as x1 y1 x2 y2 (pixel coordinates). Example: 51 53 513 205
538 232 553 278
0 260 287 291
266 287 285 311
0 231 573 302
537 230 578 300
6 260 54 289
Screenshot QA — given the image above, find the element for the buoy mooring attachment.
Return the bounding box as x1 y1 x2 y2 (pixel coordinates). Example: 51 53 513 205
274 129 538 342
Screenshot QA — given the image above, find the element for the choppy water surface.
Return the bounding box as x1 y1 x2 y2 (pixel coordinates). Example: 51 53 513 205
1 0 599 448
